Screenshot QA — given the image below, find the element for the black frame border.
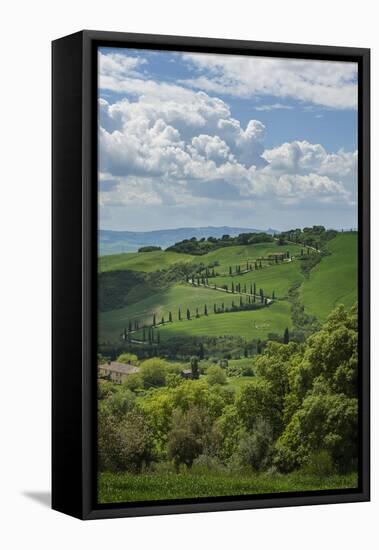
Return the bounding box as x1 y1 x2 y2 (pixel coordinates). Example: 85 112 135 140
52 30 370 520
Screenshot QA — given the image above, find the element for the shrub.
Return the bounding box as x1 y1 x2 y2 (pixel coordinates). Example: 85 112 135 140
235 420 274 471
117 352 139 365
122 373 142 392
139 358 167 388
98 409 155 472
301 450 336 477
207 365 227 385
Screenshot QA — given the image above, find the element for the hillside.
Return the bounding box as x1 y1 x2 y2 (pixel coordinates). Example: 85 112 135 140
99 226 276 255
98 231 357 350
99 250 196 273
300 232 357 320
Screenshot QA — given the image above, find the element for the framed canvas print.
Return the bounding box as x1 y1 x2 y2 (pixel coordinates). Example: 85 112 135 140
52 30 370 519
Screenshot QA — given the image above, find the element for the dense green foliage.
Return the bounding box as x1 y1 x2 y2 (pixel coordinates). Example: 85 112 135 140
138 246 162 252
167 232 274 255
98 304 358 502
277 225 338 249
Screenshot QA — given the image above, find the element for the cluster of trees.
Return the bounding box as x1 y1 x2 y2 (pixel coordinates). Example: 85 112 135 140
98 304 358 477
138 246 162 252
167 232 274 255
277 225 338 250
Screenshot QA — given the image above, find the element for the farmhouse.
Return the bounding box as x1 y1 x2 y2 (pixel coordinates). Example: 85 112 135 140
98 361 140 384
180 369 193 379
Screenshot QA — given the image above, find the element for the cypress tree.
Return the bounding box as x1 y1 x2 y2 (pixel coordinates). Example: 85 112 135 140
196 307 199 318
244 284 246 294
190 356 199 380
204 304 208 316
161 316 164 325
283 327 290 344
178 308 182 321
153 313 156 327
169 311 172 322
229 266 232 275
254 282 256 295
187 308 191 320
199 343 204 360
214 303 217 314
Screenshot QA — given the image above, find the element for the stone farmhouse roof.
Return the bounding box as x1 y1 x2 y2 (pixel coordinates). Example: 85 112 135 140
98 361 140 375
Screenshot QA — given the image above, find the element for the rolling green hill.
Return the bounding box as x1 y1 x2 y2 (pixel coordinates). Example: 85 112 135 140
98 232 357 346
99 250 196 273
99 283 264 342
212 260 304 299
203 242 302 271
154 301 292 341
300 232 357 320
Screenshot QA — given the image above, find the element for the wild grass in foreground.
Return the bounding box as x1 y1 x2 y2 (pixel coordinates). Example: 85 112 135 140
98 470 357 504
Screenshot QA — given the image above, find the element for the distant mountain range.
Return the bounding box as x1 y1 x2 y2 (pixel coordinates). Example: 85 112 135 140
99 226 278 255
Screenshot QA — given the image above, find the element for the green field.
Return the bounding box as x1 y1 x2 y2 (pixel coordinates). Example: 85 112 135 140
99 241 303 274
99 250 196 273
99 283 263 342
203 242 302 272
98 470 357 503
155 301 292 341
301 233 357 320
99 233 357 345
212 260 304 299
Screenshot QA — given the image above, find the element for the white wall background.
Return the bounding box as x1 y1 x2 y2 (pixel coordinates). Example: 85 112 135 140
0 0 376 547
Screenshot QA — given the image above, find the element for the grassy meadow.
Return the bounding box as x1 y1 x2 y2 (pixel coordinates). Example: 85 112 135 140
98 470 357 503
301 233 358 320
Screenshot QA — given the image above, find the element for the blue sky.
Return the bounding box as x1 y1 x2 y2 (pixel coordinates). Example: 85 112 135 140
98 47 358 232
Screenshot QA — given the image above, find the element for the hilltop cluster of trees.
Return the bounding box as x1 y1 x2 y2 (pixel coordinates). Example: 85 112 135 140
167 232 274 255
277 225 338 250
98 304 358 477
138 245 162 252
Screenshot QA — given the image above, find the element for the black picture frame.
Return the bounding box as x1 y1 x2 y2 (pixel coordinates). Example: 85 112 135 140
52 30 370 520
